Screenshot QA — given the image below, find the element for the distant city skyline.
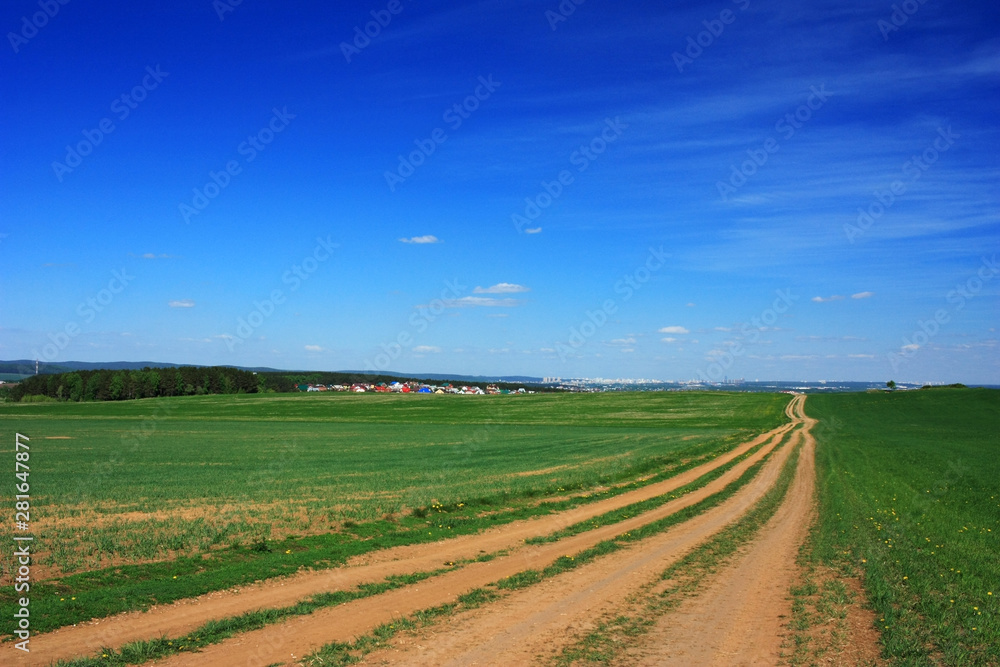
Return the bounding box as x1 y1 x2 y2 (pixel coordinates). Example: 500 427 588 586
2 1 997 384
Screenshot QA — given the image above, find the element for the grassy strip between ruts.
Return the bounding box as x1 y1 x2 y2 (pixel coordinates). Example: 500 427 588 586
302 438 789 666
6 430 767 636
50 429 794 666
549 436 804 665
526 433 777 545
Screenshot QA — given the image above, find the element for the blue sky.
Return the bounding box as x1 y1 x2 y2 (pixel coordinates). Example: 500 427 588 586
1 0 997 383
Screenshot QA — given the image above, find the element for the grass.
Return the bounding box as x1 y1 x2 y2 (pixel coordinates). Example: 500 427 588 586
0 391 789 635
807 388 999 666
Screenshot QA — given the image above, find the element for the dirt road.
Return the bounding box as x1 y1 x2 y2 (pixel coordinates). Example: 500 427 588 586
357 396 812 666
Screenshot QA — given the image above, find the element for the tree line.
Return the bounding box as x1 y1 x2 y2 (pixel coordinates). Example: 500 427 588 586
4 366 263 402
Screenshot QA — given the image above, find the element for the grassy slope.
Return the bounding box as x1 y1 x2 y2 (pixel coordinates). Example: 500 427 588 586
0 391 788 635
808 388 999 665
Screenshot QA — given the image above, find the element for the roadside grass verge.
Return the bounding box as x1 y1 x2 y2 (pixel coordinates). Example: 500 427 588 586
551 436 804 665
303 435 791 666
808 389 999 666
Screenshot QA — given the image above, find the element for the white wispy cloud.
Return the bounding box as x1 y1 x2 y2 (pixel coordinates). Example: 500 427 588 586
608 337 637 345
423 296 522 308
661 337 678 343
132 252 177 259
811 295 845 303
399 235 440 244
412 345 441 353
851 291 875 299
304 345 325 352
658 326 689 334
473 283 530 294
524 227 542 234
168 300 195 308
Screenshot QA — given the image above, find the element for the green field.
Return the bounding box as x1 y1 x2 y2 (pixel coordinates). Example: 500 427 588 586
0 391 788 633
809 388 999 665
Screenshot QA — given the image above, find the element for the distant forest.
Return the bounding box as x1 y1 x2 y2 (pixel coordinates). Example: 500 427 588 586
1 367 544 402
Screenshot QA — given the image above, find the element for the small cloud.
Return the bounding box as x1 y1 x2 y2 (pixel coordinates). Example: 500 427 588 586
812 295 845 303
658 326 689 334
487 313 509 318
488 348 510 354
474 283 530 294
131 252 175 259
608 337 637 345
412 345 441 354
848 354 875 359
304 345 325 352
901 343 919 352
852 291 875 300
714 326 732 332
399 235 440 244
421 296 521 308
169 300 195 308
686 302 696 307
214 334 234 340
524 227 542 234
661 337 678 343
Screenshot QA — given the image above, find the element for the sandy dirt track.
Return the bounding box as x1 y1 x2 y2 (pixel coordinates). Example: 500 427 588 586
14 398 802 666
627 398 817 665
356 395 810 666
